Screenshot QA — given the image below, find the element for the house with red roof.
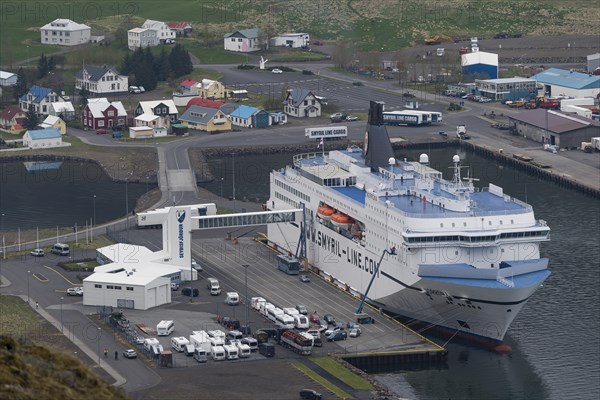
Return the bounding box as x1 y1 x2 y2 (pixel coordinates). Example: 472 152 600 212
180 79 198 94
0 106 26 131
167 22 192 36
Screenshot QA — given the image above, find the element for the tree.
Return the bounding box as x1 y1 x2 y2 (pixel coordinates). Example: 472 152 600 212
24 107 39 130
14 67 27 102
168 44 192 78
80 87 89 105
135 62 157 90
48 56 56 72
38 53 49 78
155 49 170 81
332 41 353 69
121 52 132 75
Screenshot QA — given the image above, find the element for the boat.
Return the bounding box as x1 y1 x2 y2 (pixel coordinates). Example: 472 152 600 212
267 101 551 345
317 204 335 220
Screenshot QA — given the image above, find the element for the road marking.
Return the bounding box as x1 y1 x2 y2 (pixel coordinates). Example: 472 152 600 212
44 265 81 286
32 273 49 282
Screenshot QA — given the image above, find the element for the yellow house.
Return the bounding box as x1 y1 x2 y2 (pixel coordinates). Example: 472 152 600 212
179 105 231 133
196 79 225 100
39 115 67 134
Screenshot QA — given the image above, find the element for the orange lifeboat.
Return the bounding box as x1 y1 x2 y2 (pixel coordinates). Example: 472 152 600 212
317 204 335 220
330 212 353 228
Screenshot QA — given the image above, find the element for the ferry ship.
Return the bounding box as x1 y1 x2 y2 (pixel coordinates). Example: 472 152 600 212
267 101 551 345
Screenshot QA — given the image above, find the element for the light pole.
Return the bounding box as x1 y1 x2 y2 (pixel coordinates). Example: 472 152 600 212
60 297 64 333
243 264 249 330
93 195 96 226
232 153 236 212
27 270 31 305
97 327 101 366
220 178 224 198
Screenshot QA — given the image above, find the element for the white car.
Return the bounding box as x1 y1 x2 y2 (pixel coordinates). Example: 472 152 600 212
66 287 83 296
271 68 283 74
324 326 344 337
31 248 45 257
191 259 202 271
349 328 361 337
123 349 137 359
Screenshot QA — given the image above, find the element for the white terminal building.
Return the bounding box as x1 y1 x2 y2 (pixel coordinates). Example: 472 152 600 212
83 204 216 310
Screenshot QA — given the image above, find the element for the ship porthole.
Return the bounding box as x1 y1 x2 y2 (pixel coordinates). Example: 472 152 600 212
507 309 512 312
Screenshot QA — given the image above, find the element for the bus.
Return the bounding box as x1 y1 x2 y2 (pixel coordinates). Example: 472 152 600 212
382 111 429 126
409 110 443 124
277 254 300 275
157 320 175 336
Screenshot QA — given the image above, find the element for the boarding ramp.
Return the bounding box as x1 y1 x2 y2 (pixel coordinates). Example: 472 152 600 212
193 209 303 230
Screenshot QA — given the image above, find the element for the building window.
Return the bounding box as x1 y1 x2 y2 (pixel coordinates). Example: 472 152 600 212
126 287 134 291
98 120 104 127
94 284 102 288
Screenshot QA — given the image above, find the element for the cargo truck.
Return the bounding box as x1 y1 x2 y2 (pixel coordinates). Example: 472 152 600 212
457 125 470 139
305 126 348 141
279 330 313 355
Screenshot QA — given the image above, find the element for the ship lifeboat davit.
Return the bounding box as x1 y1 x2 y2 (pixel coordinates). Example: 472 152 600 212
330 212 354 229
317 204 335 220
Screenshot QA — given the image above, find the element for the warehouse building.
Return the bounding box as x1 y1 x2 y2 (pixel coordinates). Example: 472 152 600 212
531 68 600 99
587 53 600 73
461 51 498 79
475 77 539 102
509 108 600 148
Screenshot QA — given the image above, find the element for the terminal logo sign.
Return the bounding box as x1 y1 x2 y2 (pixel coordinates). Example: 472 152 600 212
176 210 186 258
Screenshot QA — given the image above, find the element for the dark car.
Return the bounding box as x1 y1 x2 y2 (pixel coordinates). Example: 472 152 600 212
111 131 123 139
323 314 336 325
327 330 348 342
300 389 322 400
181 287 199 297
352 81 364 86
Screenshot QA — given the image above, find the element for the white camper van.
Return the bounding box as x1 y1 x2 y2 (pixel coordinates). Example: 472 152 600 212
170 336 190 352
207 278 221 295
226 292 240 305
294 314 310 329
156 320 175 336
223 344 239 360
211 345 225 361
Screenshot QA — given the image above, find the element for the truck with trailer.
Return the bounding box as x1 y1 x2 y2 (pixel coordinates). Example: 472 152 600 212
299 331 322 347
305 126 348 141
382 110 429 126
279 330 313 355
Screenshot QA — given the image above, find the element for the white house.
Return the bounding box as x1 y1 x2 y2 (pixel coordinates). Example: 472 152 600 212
40 19 90 46
23 127 62 149
75 65 128 95
128 28 158 49
271 33 310 48
223 28 262 52
142 20 175 42
283 88 322 118
0 71 17 86
49 101 75 121
20 85 63 115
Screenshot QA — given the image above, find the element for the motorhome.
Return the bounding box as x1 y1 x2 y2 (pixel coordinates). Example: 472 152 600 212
236 342 251 358
211 345 226 361
156 320 175 336
170 336 190 352
223 344 239 360
275 313 296 329
267 307 284 323
227 330 244 342
183 343 195 356
226 292 240 305
294 314 310 330
261 302 275 317
251 297 266 311
193 348 208 363
241 337 258 352
208 330 226 339
209 336 225 347
189 332 211 353
283 307 299 317
143 338 160 352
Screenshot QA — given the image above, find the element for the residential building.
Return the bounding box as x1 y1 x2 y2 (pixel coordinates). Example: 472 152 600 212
475 77 539 102
197 79 225 99
0 71 17 86
508 108 600 148
531 68 600 99
228 105 270 128
49 101 75 121
219 103 240 116
75 65 128 96
283 88 321 118
39 115 66 134
0 106 26 130
271 33 310 48
20 85 63 115
40 19 91 46
23 127 62 149
128 28 158 49
135 113 166 128
135 100 179 125
167 22 192 36
178 105 231 132
223 28 262 52
81 100 127 130
461 51 499 79
142 20 175 42
180 79 198 94
270 112 288 125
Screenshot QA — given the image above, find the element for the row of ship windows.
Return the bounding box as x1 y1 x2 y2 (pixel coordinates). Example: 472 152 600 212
275 191 300 209
274 179 310 203
94 284 134 291
406 231 548 243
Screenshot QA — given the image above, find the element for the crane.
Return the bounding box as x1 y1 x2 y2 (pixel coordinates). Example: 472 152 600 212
424 35 455 45
354 246 397 323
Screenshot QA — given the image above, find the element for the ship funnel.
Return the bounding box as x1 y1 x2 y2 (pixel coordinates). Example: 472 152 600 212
363 101 394 172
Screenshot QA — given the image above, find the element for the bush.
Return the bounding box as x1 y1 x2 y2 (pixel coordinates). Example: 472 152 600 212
302 70 314 75
238 64 256 70
402 92 416 98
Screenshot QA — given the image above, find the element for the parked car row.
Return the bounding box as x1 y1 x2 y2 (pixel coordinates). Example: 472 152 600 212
330 113 359 123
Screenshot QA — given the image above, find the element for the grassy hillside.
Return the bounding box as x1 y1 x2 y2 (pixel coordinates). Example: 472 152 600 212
0 0 598 65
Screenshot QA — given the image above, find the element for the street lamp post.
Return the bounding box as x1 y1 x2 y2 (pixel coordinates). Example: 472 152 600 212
97 327 101 366
220 178 224 199
60 297 64 333
27 270 31 305
243 264 249 330
93 195 96 226
232 153 236 212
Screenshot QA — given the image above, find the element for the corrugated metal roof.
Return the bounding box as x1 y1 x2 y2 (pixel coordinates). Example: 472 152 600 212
509 108 600 134
26 127 61 140
531 68 600 90
230 105 258 119
461 51 499 67
224 28 260 39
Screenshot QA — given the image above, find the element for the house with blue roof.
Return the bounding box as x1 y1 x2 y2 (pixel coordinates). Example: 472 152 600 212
228 105 271 128
23 128 63 149
178 105 231 133
20 85 63 115
283 88 321 118
531 68 600 99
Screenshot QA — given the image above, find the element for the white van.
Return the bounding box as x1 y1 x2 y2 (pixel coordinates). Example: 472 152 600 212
236 343 251 358
241 337 258 352
251 297 266 310
223 344 239 360
170 336 189 352
207 278 221 295
226 292 240 305
211 345 225 361
51 243 70 256
193 348 208 363
156 320 175 336
227 330 243 342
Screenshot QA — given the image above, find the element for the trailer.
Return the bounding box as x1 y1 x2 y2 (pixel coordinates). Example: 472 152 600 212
591 137 600 151
382 111 429 126
305 126 348 141
279 330 313 355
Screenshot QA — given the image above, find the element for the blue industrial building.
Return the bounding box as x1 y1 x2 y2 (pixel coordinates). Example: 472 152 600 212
462 51 499 79
475 77 539 102
530 68 600 98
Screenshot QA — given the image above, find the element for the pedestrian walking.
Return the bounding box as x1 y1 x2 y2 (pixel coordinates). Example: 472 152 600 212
114 351 118 360
104 348 108 358
35 302 39 309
